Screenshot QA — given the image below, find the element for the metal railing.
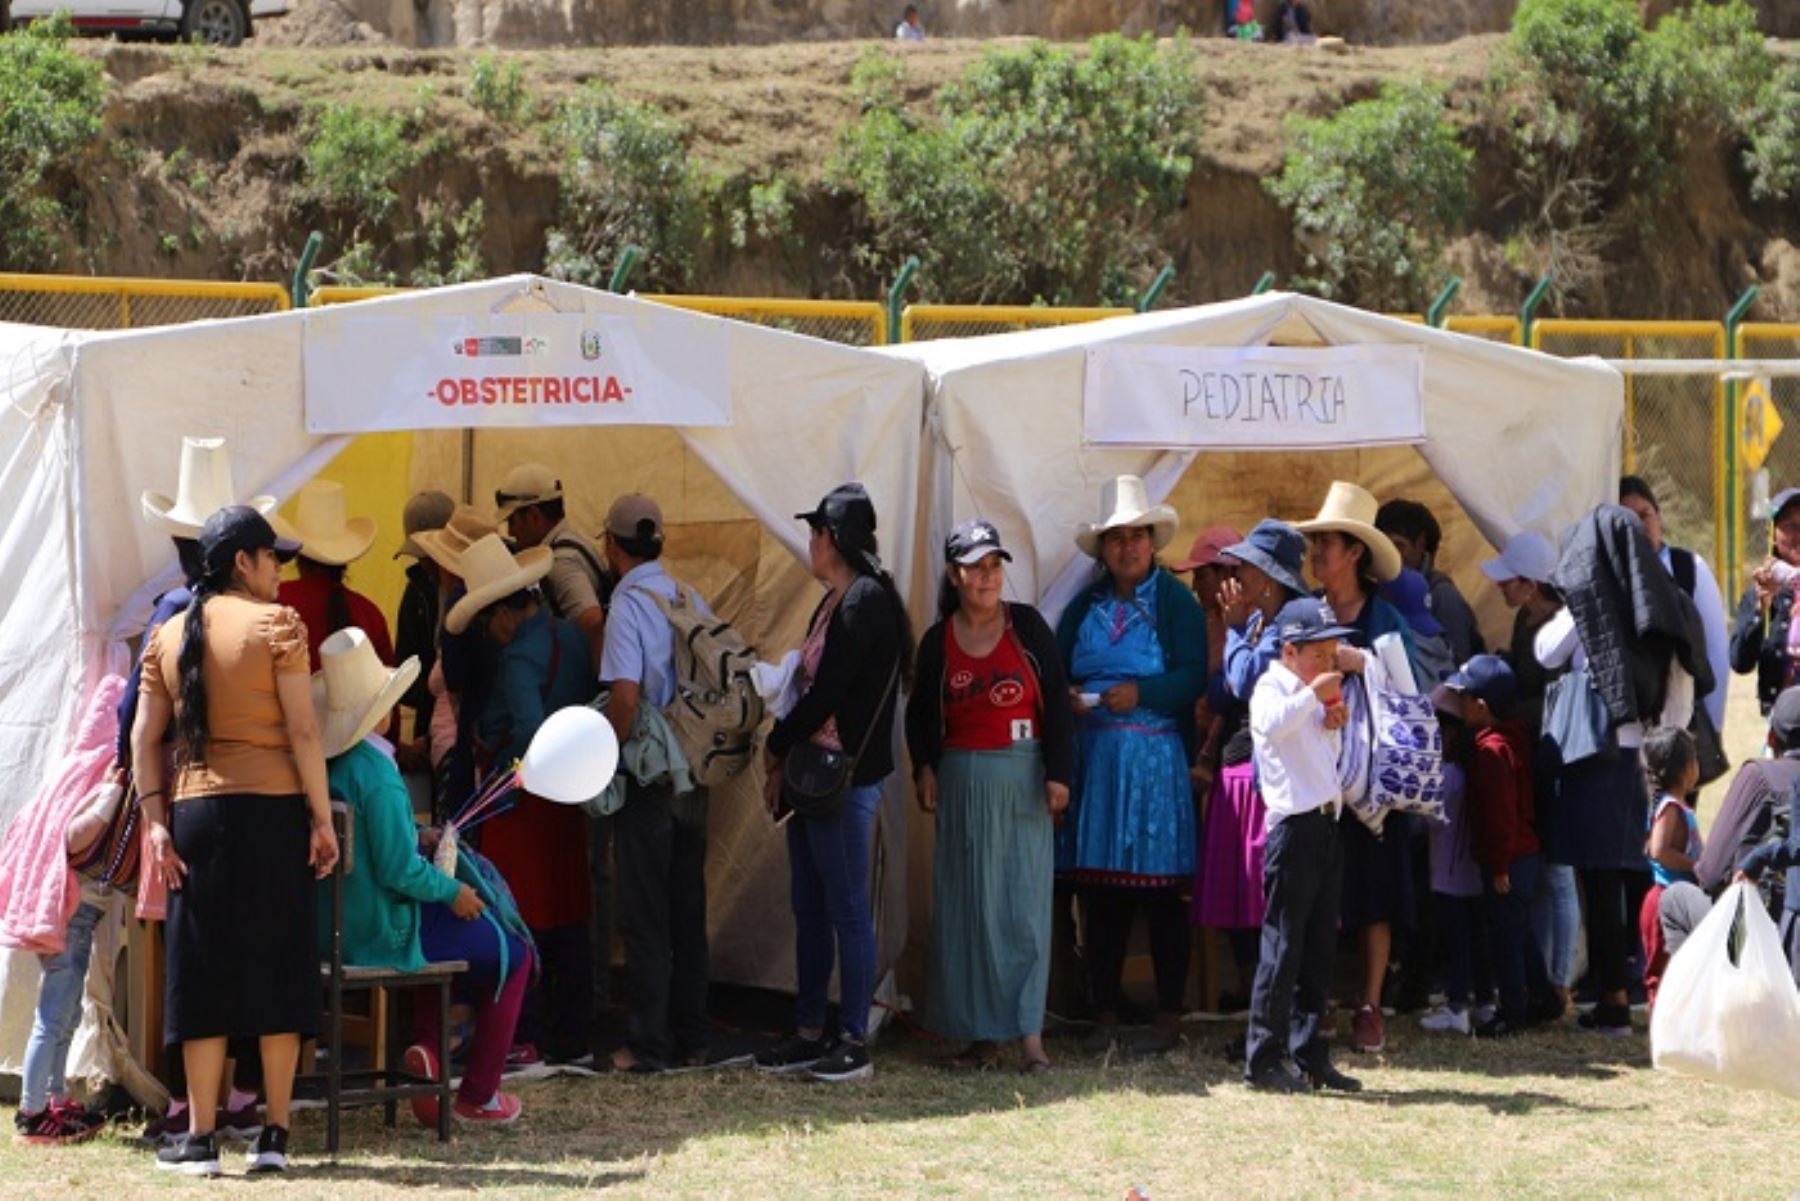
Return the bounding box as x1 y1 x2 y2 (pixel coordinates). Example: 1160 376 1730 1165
641 295 887 347
900 303 1130 343
0 273 289 329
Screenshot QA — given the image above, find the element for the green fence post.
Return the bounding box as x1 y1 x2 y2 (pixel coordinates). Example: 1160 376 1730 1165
1426 277 1463 328
291 231 323 309
886 256 919 344
1137 265 1176 313
1251 271 1276 295
1724 284 1762 598
607 245 644 293
1519 275 1553 346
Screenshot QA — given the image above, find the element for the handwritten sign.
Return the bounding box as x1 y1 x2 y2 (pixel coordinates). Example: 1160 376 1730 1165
304 312 731 433
1083 343 1426 451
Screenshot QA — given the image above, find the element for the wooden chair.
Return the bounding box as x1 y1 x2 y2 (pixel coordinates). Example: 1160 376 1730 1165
315 801 466 1155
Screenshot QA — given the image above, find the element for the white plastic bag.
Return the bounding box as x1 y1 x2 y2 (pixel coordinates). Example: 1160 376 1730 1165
1651 882 1800 1098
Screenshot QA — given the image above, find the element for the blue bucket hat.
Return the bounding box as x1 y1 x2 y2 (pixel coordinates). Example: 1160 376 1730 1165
1219 519 1308 598
1379 568 1444 637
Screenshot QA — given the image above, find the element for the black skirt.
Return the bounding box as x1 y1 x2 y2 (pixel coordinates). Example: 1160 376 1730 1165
164 793 321 1045
1338 811 1419 933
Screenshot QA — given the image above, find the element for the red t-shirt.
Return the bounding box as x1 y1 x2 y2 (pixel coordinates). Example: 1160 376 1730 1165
943 621 1040 751
277 573 395 671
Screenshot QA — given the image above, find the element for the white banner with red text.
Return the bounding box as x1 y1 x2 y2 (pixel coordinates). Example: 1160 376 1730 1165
303 312 732 433
1083 343 1426 451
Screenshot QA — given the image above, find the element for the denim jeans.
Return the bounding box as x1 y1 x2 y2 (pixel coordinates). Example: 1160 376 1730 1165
1436 893 1492 1011
1486 853 1552 1024
787 783 882 1041
1532 862 1580 989
22 901 104 1114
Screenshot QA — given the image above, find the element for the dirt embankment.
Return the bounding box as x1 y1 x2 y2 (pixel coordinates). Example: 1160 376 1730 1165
61 37 1800 319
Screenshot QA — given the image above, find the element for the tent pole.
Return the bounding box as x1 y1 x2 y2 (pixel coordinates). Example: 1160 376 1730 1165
461 430 475 504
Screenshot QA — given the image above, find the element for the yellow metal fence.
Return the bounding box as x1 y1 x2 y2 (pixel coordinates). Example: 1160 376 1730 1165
0 274 289 329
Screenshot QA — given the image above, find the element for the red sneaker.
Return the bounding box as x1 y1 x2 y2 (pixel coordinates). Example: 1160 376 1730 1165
15 1108 97 1146
50 1098 106 1134
505 1042 542 1068
453 1092 523 1125
1350 1004 1386 1053
402 1044 442 1129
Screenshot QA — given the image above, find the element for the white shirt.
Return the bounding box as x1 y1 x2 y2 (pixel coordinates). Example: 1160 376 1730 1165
1659 544 1729 732
895 20 924 40
1251 660 1343 828
1534 607 1693 750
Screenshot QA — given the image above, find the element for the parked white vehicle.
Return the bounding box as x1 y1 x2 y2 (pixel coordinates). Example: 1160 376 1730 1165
4 0 288 46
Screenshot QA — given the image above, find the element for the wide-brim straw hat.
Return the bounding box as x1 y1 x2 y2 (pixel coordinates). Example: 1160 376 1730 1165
282 479 378 566
141 436 276 539
1075 474 1179 559
411 505 500 577
1294 481 1403 583
311 627 421 759
444 534 553 635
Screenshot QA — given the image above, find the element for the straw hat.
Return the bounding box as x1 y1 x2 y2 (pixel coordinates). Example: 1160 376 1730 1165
141 436 277 539
1075 475 1179 559
443 534 553 634
412 505 502 578
1294 481 1403 583
279 480 378 566
311 628 421 759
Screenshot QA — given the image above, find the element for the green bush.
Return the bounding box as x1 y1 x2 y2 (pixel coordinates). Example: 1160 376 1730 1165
1744 62 1799 203
544 84 705 290
469 55 528 125
300 103 419 224
0 15 107 269
1265 82 1472 309
831 35 1200 305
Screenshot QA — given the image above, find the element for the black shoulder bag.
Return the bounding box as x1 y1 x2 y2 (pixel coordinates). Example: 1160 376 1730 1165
781 657 900 820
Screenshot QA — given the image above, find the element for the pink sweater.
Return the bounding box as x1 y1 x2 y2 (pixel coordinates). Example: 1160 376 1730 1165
0 676 126 955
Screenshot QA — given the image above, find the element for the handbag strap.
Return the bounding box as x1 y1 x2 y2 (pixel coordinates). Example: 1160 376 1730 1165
847 654 901 764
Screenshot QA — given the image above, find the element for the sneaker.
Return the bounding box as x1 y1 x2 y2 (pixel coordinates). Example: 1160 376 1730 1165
15 1107 97 1146
454 1092 523 1124
1474 1002 1498 1026
403 1043 442 1129
1577 1004 1633 1037
1349 1004 1386 1053
1306 1063 1364 1093
156 1132 222 1177
753 1033 830 1075
1527 993 1568 1027
1244 1063 1308 1094
807 1038 873 1083
141 1104 188 1147
216 1101 262 1142
1474 1017 1524 1040
49 1098 107 1134
505 1042 543 1068
246 1125 289 1174
1418 1005 1471 1035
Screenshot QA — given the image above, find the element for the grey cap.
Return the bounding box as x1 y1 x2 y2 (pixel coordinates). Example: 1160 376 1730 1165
395 490 456 560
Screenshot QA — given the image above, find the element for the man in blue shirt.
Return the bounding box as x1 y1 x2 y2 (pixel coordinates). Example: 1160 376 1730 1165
599 493 714 1072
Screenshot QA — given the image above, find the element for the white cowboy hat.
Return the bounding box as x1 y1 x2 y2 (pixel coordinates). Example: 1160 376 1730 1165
311 627 421 759
412 505 502 578
444 534 553 635
1294 481 1403 583
281 479 378 566
1075 474 1179 559
141 436 277 539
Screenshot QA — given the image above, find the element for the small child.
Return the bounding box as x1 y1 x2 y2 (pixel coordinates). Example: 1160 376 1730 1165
1442 655 1555 1039
1417 713 1495 1036
1244 598 1362 1094
13 774 127 1145
1640 726 1702 1007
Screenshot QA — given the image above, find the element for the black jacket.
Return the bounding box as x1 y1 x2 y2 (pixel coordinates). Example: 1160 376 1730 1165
768 575 905 787
1729 580 1796 716
905 603 1073 787
394 564 440 740
1740 774 1800 915
1554 505 1712 728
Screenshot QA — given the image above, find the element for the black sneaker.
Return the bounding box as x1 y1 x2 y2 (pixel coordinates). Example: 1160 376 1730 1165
1577 1004 1633 1038
1244 1063 1309 1094
1306 1063 1364 1093
156 1132 222 1177
807 1038 873 1083
246 1125 289 1174
1475 1016 1524 1040
753 1034 830 1075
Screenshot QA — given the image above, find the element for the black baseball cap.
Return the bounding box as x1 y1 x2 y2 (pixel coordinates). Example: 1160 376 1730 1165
945 519 1011 566
1440 655 1520 719
199 504 300 576
796 482 877 539
1272 597 1356 646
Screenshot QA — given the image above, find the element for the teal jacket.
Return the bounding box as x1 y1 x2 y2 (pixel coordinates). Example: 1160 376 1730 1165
477 610 595 766
317 740 461 972
1055 566 1211 759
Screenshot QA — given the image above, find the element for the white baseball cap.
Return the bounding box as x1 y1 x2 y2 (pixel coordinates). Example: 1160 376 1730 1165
1480 531 1558 585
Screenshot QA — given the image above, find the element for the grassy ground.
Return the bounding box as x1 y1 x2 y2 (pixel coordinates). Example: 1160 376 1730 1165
8 1015 1799 1198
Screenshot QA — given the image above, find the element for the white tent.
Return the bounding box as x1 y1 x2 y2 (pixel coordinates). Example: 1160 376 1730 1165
0 275 927 1087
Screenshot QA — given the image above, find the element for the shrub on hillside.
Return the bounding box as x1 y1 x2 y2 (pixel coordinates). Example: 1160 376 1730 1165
0 15 106 270
545 84 704 291
300 104 419 224
1265 82 1472 310
469 55 528 126
831 35 1201 306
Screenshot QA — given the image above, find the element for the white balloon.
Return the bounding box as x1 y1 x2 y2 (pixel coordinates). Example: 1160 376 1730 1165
518 706 620 805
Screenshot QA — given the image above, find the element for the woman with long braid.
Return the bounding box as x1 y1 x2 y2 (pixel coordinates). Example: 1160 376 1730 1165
133 507 338 1178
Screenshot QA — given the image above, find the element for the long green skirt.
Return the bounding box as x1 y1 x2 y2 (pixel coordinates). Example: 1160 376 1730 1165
928 743 1053 1041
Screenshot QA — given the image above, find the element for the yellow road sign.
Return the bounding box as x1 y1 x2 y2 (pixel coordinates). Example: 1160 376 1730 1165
1742 375 1782 472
